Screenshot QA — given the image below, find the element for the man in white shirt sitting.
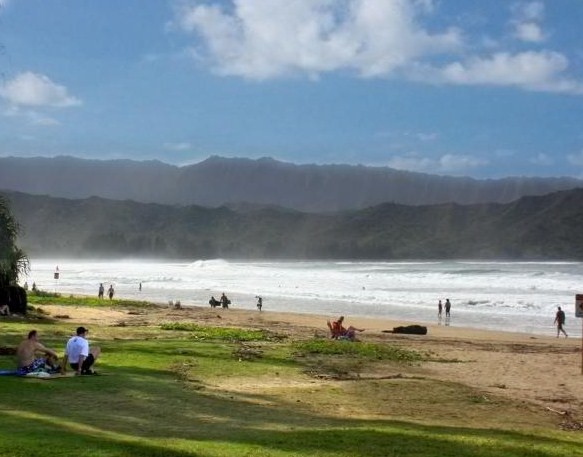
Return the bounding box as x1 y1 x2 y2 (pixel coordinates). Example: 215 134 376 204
62 326 101 375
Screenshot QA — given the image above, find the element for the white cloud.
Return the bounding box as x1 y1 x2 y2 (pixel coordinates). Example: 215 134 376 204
172 0 583 95
530 153 553 166
416 132 438 142
0 72 81 108
174 0 461 80
514 1 544 22
511 1 546 43
432 51 583 94
387 152 487 174
2 105 60 126
515 22 544 43
567 151 583 167
164 142 192 151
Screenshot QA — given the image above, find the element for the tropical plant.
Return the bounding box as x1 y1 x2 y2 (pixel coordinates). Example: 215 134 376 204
0 196 29 288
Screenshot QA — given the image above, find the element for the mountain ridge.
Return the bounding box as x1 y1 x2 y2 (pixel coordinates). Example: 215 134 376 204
1 155 581 212
4 187 583 260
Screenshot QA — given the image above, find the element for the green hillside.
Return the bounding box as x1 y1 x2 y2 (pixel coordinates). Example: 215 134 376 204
4 188 583 260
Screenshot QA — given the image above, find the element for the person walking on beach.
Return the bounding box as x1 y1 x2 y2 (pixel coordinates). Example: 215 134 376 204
438 300 443 319
445 299 451 318
98 283 104 299
220 293 230 309
108 285 114 300
554 306 568 338
256 296 263 312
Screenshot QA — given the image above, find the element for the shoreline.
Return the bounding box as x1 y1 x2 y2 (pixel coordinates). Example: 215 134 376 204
25 258 583 338
169 300 581 341
40 292 579 343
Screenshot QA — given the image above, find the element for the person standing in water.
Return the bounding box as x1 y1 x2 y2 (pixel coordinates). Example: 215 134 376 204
139 282 142 292
445 299 451 318
256 296 263 312
438 300 443 319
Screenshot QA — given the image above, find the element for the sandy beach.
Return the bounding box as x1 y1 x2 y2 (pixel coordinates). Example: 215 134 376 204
40 301 583 424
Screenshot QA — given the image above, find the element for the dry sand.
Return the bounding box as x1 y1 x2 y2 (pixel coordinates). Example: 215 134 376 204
43 302 583 420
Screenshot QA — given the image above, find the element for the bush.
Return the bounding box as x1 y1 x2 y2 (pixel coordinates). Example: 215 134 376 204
160 323 272 341
294 339 423 363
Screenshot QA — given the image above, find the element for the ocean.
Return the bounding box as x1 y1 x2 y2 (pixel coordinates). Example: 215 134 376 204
24 259 583 337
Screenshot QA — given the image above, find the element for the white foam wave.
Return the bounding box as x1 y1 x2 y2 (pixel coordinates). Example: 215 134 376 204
23 259 583 336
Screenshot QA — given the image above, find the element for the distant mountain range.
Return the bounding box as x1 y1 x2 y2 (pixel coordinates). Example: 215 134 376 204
1 155 582 212
4 188 583 260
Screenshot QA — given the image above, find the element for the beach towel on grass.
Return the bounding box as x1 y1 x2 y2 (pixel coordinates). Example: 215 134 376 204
0 369 18 376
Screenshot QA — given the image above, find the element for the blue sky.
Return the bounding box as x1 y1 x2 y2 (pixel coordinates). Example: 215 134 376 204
0 0 582 178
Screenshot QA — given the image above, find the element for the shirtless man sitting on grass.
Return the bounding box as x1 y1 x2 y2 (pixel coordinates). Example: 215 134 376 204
16 330 60 375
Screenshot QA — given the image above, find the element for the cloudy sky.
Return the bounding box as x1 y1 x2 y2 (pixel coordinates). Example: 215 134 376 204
0 0 582 177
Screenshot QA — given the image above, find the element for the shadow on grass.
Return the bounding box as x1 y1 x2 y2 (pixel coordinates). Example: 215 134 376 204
0 333 581 456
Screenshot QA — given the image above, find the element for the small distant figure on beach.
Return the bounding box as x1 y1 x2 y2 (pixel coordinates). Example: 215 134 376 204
139 282 142 292
0 302 10 316
438 300 443 319
445 299 451 318
98 283 104 299
328 316 364 341
554 306 568 338
256 296 263 312
220 293 230 309
23 281 28 291
108 285 114 300
209 296 221 308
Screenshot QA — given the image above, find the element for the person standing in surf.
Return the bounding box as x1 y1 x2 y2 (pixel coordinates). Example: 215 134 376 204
554 306 568 338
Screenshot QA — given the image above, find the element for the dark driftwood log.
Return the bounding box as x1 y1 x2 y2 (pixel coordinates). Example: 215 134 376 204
390 325 428 335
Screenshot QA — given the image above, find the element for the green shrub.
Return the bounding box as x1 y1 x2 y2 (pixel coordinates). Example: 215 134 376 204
160 322 272 341
29 289 61 298
294 339 423 362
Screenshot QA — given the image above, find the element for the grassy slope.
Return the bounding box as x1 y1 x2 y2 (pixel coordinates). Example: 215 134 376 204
0 298 581 457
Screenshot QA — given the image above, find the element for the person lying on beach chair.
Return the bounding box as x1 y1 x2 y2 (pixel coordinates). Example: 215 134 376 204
327 316 364 341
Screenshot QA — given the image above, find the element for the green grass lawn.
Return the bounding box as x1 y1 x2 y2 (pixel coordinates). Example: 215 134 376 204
0 299 581 457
